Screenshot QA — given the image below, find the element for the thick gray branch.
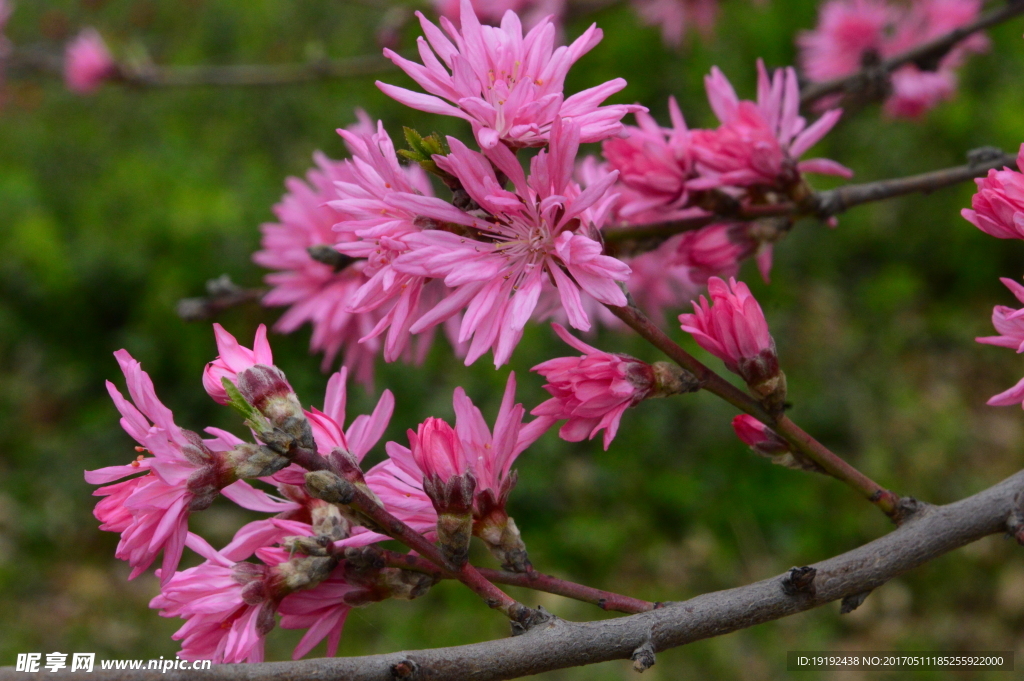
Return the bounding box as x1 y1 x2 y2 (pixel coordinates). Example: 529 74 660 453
7 469 1024 681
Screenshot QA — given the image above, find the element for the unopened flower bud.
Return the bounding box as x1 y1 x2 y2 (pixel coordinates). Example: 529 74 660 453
378 567 436 600
274 555 338 593
732 415 822 473
225 442 291 479
479 512 530 573
423 471 476 568
309 499 350 543
680 277 787 412
328 448 384 508
304 470 356 505
474 475 532 573
532 324 699 450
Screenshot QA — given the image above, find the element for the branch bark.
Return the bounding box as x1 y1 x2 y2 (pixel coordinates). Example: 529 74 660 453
12 468 1023 681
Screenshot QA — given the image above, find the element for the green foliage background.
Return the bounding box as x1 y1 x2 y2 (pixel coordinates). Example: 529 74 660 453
3 0 1024 678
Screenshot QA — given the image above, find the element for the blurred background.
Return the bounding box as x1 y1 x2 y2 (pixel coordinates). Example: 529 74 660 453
3 0 1024 678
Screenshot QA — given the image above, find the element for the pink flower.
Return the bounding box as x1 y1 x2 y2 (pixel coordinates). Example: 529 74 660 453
631 0 719 49
278 563 368 659
376 0 640 149
961 145 1024 240
86 351 232 583
385 373 548 512
797 0 894 82
690 61 852 191
732 414 790 456
202 323 276 405
679 276 779 389
389 118 630 366
531 323 657 449
978 277 1024 409
884 67 957 118
602 98 710 224
151 534 291 663
798 0 987 118
618 235 702 324
977 277 1024 352
326 119 451 365
254 148 383 388
363 459 439 537
64 28 118 94
432 0 566 29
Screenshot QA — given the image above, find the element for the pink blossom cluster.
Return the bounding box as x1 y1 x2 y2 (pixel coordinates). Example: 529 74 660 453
260 0 656 370
87 325 581 661
64 28 118 94
964 145 1024 409
798 0 988 118
589 61 849 312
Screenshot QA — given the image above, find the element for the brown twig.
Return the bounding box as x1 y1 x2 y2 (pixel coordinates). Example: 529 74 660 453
380 550 657 614
605 303 902 520
18 468 1024 680
176 275 266 321
800 0 1024 107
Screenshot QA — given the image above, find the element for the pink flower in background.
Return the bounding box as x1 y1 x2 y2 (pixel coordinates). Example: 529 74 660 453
620 235 703 324
602 98 709 224
254 148 382 388
531 323 658 449
884 67 957 118
86 351 227 584
202 323 276 404
977 277 1024 352
390 119 630 366
690 61 852 191
961 145 1024 240
377 0 641 149
432 0 565 29
797 0 894 82
632 0 719 49
673 222 776 283
64 28 118 94
679 276 780 388
732 414 791 455
798 0 987 118
327 119 448 365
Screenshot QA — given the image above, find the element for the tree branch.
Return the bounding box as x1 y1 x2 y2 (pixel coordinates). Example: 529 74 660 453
14 468 1024 680
380 550 658 614
176 275 266 321
799 0 1024 107
603 148 1017 255
605 303 903 520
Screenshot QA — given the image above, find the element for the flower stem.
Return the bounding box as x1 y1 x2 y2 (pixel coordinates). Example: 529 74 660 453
380 550 657 614
606 303 902 522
